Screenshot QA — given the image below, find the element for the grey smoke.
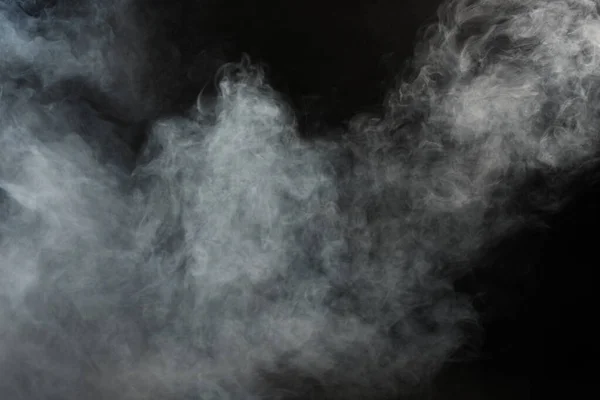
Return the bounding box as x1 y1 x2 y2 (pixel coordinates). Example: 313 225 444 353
0 0 597 398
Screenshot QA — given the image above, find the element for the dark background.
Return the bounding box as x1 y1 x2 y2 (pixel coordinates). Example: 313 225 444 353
139 0 441 124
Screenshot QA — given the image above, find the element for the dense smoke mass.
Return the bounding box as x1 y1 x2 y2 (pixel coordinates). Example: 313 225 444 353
0 0 597 398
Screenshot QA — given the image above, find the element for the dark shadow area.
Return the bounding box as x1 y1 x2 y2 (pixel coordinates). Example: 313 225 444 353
133 0 443 131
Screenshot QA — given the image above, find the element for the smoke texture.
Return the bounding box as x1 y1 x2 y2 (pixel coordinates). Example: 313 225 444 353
0 0 597 398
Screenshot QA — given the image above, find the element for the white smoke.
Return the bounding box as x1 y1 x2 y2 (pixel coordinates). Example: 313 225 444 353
0 0 597 398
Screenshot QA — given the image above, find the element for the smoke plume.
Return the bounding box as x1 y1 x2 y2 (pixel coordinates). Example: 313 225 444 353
0 0 597 398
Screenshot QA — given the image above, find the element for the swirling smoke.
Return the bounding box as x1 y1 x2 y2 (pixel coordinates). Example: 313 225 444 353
0 0 596 398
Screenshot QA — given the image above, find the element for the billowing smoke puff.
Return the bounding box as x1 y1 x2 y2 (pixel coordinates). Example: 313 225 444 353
0 0 597 398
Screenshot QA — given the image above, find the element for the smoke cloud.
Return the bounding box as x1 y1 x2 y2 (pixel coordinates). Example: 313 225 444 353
0 0 597 398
